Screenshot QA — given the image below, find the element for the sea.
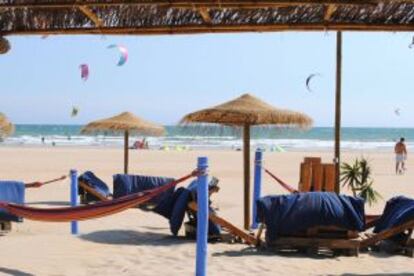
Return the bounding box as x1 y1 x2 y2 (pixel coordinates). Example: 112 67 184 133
1 125 413 151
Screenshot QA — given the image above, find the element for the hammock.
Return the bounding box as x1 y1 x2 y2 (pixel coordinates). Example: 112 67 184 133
263 167 298 193
0 171 197 222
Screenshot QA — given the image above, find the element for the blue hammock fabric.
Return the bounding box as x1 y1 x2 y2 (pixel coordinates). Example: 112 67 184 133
113 174 176 219
373 196 414 241
170 180 221 236
256 192 365 243
78 171 111 201
113 175 221 236
0 181 25 222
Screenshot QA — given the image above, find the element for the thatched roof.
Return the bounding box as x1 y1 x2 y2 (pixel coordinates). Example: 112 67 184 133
81 111 165 135
181 93 313 127
0 113 14 137
1 1 414 35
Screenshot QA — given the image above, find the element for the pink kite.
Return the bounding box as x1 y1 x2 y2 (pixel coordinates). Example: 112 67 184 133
79 64 89 81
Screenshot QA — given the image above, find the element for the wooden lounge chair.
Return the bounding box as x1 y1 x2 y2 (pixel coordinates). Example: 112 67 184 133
187 202 258 246
78 172 112 204
77 172 257 245
360 219 414 257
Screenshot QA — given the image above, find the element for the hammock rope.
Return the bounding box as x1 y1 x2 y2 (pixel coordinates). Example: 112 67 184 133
262 167 298 193
0 170 199 222
25 175 68 188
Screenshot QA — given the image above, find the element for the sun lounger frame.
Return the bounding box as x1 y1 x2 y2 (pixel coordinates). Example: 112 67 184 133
78 179 110 203
187 201 258 246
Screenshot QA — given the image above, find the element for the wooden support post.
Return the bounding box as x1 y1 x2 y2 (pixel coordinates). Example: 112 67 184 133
124 130 129 174
299 162 312 192
324 4 337 21
198 8 212 24
312 162 323 191
78 5 103 27
243 124 251 230
323 164 336 192
334 31 342 193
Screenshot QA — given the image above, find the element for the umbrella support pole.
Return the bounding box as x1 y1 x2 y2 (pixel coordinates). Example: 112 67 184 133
334 31 342 193
243 125 250 230
124 130 129 174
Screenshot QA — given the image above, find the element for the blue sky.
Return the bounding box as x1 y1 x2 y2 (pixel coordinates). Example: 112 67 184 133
1 32 414 127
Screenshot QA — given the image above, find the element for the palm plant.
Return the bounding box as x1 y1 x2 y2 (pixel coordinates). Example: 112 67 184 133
340 157 382 206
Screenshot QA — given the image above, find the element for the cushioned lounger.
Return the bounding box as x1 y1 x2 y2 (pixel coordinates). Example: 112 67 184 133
78 171 111 202
256 192 365 243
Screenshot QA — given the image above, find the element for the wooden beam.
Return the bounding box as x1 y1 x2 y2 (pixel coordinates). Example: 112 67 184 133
198 8 212 24
78 6 103 27
334 31 342 193
324 4 337 21
188 201 259 246
4 22 414 36
243 124 250 231
360 219 414 248
0 0 379 9
124 130 129 174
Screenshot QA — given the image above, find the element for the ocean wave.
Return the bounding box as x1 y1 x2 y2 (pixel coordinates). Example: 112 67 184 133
1 135 409 150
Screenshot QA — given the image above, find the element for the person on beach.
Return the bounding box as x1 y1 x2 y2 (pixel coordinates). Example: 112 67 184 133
394 137 407 174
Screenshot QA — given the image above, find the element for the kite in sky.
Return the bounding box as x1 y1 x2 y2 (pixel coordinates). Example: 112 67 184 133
71 106 79 117
394 108 401 116
107 44 128 66
305 73 321 92
79 64 89 81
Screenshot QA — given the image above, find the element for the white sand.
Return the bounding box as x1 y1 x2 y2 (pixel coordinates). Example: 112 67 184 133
0 147 413 275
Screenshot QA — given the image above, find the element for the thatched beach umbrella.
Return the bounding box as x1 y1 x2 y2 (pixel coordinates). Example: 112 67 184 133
0 113 14 138
181 93 312 230
82 112 165 174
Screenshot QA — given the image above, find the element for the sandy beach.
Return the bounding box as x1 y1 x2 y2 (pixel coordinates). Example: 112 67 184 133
0 147 413 275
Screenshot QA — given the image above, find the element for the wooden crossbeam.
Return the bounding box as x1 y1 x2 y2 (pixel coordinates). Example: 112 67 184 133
3 22 414 35
0 0 379 9
198 8 212 24
360 220 414 248
324 4 337 21
78 6 103 27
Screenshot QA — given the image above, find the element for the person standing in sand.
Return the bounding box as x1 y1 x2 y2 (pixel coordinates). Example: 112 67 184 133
394 137 407 174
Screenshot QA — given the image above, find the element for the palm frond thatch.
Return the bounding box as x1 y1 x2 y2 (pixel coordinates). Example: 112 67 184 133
0 113 14 137
181 93 313 128
1 1 414 35
81 111 165 136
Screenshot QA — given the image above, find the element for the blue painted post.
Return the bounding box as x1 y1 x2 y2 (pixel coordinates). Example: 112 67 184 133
70 169 79 235
195 157 208 276
251 149 263 229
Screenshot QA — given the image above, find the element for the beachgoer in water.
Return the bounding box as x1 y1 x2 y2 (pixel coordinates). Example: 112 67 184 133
394 137 407 174
41 137 45 144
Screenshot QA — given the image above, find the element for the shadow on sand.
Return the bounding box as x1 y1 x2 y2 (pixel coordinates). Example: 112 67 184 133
335 274 414 276
0 267 34 276
212 247 335 259
80 229 193 246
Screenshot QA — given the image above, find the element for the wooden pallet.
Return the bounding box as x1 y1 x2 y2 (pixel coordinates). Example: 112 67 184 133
302 226 359 239
268 236 360 256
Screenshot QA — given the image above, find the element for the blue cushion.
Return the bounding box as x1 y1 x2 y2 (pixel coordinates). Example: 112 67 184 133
78 171 111 200
0 181 25 222
256 192 365 243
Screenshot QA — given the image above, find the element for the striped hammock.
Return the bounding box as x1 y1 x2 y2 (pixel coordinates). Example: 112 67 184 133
0 171 197 222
